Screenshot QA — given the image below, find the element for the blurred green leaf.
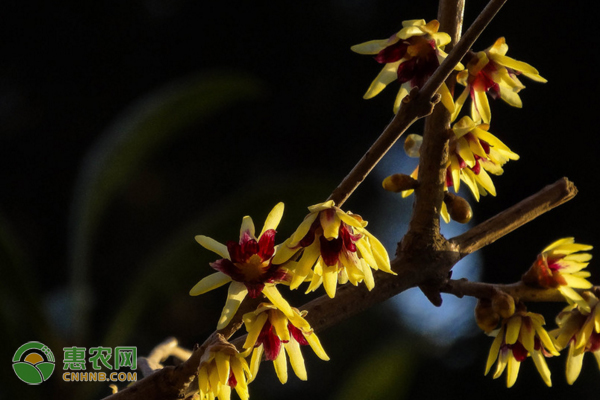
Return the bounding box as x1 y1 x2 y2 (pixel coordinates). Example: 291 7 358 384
68 71 264 340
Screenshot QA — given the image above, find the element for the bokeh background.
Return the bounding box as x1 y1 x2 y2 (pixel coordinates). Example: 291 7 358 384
2 0 598 399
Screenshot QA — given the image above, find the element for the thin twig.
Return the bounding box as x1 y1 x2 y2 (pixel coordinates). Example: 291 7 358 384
451 178 578 256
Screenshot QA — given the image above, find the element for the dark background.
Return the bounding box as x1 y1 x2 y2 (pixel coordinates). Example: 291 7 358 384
2 0 598 399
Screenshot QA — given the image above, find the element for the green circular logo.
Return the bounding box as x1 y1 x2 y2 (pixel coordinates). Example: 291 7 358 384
12 341 55 385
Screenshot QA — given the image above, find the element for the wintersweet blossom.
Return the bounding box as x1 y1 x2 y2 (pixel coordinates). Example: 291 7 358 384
452 37 547 123
522 238 593 312
398 116 518 222
446 116 519 201
485 310 560 388
190 203 292 329
198 340 252 400
273 201 393 298
552 291 600 384
241 303 329 384
351 19 463 113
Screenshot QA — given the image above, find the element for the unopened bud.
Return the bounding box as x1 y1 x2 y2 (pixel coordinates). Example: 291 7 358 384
404 134 423 158
491 292 515 319
382 173 418 193
474 299 500 333
444 192 473 223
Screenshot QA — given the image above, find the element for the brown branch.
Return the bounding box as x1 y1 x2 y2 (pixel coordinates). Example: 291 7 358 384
328 0 507 207
442 279 569 303
451 178 578 256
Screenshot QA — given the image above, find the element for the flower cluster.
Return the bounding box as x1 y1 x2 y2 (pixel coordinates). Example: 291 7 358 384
522 238 594 312
198 340 252 400
485 309 559 387
241 303 329 384
190 201 390 397
273 201 394 298
552 291 600 384
452 37 546 123
351 19 463 113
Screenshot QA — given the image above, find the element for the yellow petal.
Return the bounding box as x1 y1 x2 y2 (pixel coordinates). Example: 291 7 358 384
215 351 231 386
306 332 330 361
452 115 477 138
393 84 410 114
362 230 394 274
438 82 455 113
322 265 339 298
262 285 295 318
489 53 543 78
239 216 256 240
217 282 248 330
272 239 300 264
360 258 375 291
289 212 319 246
305 267 323 294
190 272 232 296
566 344 584 385
320 210 341 239
506 353 521 388
475 168 497 197
485 329 504 375
243 312 269 349
530 351 551 387
290 240 321 289
259 202 284 238
542 237 575 253
273 348 288 384
562 273 593 289
195 235 230 259
249 346 264 383
364 61 401 99
506 316 522 345
270 310 291 342
284 340 307 381
474 89 491 124
351 39 393 55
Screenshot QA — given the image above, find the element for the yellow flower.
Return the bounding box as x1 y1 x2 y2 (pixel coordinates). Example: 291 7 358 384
397 116 518 222
190 203 294 329
241 303 329 384
198 340 252 400
446 116 519 202
351 19 463 113
273 201 394 298
452 37 547 123
522 238 594 312
485 310 560 388
552 291 600 384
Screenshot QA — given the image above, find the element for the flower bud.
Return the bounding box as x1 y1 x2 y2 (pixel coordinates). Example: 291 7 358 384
443 192 472 223
491 292 515 319
382 173 418 193
404 134 423 157
474 299 500 333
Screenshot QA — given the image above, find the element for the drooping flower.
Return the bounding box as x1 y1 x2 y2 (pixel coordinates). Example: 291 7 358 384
273 201 393 298
190 203 292 329
198 337 252 400
522 238 593 312
241 303 329 384
352 19 463 113
452 37 547 123
396 116 518 222
485 309 560 388
552 291 600 384
446 116 519 201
